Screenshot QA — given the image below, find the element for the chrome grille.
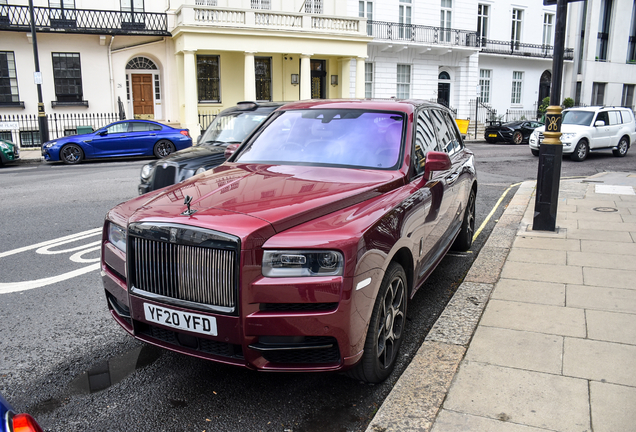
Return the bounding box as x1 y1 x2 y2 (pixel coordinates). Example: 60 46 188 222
128 223 240 314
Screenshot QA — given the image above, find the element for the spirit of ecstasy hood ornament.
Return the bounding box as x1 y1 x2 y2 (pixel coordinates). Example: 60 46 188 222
181 195 197 216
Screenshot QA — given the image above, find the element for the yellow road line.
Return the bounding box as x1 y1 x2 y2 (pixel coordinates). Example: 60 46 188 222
472 182 522 242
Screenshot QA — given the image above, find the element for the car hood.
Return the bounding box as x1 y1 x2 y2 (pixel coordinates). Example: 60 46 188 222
115 163 405 237
534 124 590 134
146 145 227 169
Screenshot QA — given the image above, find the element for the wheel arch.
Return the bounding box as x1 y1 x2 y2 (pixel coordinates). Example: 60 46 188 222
388 247 414 297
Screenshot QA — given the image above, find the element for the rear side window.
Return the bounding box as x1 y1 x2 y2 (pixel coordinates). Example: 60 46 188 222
608 111 621 125
620 110 633 123
414 109 440 176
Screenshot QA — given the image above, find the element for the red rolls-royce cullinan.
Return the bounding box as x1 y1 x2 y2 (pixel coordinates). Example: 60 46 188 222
101 99 477 383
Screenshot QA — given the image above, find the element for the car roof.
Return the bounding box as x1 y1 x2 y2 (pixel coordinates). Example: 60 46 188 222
218 101 286 116
275 99 451 115
565 106 633 112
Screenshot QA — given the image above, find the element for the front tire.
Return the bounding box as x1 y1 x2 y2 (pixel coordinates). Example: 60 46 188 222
613 136 629 157
452 188 476 252
348 263 407 383
154 140 175 158
512 131 523 144
570 139 588 162
531 149 540 156
60 144 84 164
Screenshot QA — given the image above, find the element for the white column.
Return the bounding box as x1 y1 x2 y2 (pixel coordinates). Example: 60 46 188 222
183 49 199 140
244 51 256 101
300 54 312 100
339 58 352 98
355 57 366 99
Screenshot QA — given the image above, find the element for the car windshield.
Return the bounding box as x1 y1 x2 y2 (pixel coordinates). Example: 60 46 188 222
562 111 594 126
235 109 404 169
199 111 270 145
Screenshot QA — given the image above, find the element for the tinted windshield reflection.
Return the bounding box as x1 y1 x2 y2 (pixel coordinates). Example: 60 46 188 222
562 111 594 126
200 112 270 145
236 110 404 169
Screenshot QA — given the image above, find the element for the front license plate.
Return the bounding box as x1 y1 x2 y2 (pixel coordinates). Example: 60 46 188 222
143 303 217 336
488 134 497 137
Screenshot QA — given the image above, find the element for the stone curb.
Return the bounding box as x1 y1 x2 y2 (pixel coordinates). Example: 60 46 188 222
366 180 537 432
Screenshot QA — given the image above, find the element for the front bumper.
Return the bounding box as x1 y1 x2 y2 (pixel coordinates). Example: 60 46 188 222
101 249 374 372
529 134 574 154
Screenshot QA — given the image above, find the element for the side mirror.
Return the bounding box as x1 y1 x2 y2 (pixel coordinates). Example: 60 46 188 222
98 130 108 136
224 143 240 159
594 120 606 127
423 151 452 180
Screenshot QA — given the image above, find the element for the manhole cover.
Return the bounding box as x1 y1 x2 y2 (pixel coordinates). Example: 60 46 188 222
593 207 619 213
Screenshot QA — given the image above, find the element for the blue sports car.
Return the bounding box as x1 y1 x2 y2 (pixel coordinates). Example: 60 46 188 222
42 120 192 164
1 392 43 432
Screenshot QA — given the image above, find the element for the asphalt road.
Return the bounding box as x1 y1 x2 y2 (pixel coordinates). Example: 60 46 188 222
0 143 631 431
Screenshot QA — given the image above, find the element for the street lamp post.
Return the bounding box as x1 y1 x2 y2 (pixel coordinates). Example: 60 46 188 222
532 0 575 231
28 0 50 144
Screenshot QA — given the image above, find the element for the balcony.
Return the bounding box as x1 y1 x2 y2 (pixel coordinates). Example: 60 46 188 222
175 5 366 37
367 20 479 48
0 4 170 36
479 38 574 60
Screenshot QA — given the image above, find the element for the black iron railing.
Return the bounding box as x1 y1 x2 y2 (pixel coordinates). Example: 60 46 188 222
479 38 574 60
368 20 479 47
198 112 217 134
0 112 120 147
0 4 169 35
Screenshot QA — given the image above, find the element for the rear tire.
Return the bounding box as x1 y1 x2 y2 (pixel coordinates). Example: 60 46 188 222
570 139 588 162
60 144 84 164
452 188 476 252
347 262 407 383
613 136 629 157
154 140 175 158
531 149 540 156
512 131 523 144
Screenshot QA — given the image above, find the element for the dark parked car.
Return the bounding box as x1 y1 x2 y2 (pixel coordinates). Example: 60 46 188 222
0 139 19 166
484 120 543 144
1 393 43 432
42 120 192 164
138 101 284 195
101 99 477 383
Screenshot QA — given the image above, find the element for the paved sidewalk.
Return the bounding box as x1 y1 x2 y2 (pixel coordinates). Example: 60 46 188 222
14 148 42 163
368 171 636 432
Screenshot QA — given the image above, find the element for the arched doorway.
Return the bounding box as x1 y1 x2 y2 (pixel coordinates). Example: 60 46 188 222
126 56 162 120
538 70 551 110
438 71 451 107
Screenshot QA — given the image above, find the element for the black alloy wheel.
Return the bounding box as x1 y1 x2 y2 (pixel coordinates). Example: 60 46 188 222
348 262 407 383
570 139 589 162
60 144 84 164
613 137 629 157
154 140 175 158
512 131 523 144
452 188 476 251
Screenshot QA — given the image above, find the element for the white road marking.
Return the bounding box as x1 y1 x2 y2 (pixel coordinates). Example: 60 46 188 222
0 263 100 295
0 228 103 294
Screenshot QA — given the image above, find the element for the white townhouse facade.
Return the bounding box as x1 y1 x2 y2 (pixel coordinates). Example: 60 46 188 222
2 0 635 149
564 0 636 110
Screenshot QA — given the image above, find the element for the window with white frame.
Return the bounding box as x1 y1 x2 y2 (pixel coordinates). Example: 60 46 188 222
359 1 373 36
121 0 144 26
477 4 489 45
397 64 411 99
399 0 411 39
305 0 322 13
0 51 20 104
543 13 554 45
596 0 612 61
592 82 606 105
511 71 523 104
440 0 452 43
511 9 523 50
365 62 373 98
622 84 635 108
251 0 270 9
479 69 491 103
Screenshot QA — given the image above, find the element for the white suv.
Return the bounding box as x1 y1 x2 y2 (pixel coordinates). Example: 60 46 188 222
529 106 636 161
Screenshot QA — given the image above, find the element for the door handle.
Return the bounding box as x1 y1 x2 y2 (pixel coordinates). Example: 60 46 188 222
448 172 460 185
150 133 156 136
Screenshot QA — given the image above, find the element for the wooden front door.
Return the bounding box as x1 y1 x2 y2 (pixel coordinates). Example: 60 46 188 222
132 74 154 119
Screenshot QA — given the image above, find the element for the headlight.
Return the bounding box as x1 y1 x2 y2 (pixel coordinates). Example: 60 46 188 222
44 141 57 148
195 167 207 175
262 250 343 277
561 133 576 141
0 141 9 150
108 223 126 253
140 164 153 180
